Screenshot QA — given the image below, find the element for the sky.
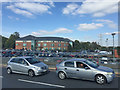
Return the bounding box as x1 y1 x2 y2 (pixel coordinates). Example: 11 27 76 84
0 0 119 46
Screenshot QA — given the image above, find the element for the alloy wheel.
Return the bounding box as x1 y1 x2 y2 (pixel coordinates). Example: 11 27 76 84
58 72 66 80
96 75 106 84
7 68 12 74
28 70 34 77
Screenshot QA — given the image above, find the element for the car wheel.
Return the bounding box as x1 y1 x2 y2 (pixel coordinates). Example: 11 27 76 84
58 72 66 80
7 68 12 74
28 70 35 77
95 75 106 84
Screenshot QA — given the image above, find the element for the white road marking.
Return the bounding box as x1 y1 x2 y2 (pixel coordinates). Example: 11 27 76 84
18 79 65 88
0 76 3 78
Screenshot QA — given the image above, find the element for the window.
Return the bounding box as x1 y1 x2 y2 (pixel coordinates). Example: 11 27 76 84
43 43 47 46
63 48 66 50
44 41 47 42
25 58 41 64
76 62 89 69
23 43 27 46
10 58 18 63
65 62 74 67
64 44 66 46
51 44 54 47
38 44 41 47
45 48 48 50
16 44 18 46
58 44 61 47
18 58 28 65
85 60 99 68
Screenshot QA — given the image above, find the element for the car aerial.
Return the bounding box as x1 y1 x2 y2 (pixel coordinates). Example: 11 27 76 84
56 58 115 84
7 56 49 77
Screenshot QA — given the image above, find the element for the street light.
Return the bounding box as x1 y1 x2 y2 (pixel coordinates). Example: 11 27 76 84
111 33 116 61
106 38 108 51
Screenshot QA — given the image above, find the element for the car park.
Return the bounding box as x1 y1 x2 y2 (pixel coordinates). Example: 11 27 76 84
56 58 115 84
7 56 49 77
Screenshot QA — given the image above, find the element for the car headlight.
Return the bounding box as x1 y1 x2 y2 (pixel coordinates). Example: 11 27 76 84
106 72 113 75
34 67 41 70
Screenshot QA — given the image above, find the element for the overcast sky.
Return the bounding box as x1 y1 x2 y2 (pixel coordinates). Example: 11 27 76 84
1 0 119 46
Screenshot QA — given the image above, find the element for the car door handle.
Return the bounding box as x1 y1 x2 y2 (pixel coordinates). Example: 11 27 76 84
76 69 79 71
64 68 67 70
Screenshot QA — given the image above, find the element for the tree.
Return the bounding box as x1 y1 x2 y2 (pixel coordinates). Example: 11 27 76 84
68 44 73 52
0 35 8 49
4 32 20 49
73 40 80 51
116 46 120 56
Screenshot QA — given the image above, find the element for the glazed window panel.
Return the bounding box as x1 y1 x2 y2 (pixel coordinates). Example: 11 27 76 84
44 43 47 46
58 44 61 47
23 43 27 46
38 44 41 47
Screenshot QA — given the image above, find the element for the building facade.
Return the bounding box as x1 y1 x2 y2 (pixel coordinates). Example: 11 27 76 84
15 35 73 51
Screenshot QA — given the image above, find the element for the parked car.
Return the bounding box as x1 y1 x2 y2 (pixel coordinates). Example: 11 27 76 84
56 58 115 84
7 56 49 77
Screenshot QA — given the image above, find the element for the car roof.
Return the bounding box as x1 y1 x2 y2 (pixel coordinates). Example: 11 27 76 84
12 56 33 59
65 58 87 62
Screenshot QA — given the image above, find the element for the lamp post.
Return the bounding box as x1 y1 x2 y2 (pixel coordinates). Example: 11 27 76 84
106 38 108 51
111 33 116 62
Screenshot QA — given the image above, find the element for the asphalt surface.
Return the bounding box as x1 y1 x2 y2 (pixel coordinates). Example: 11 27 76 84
1 67 119 88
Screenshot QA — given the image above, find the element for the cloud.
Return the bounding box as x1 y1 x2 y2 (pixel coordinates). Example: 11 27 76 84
8 16 20 21
6 2 54 17
77 23 104 31
95 19 117 29
0 0 53 2
62 3 79 15
7 5 33 17
103 31 120 35
62 0 118 17
32 28 73 36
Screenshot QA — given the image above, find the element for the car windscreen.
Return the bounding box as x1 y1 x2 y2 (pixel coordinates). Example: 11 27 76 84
25 58 41 64
85 60 99 68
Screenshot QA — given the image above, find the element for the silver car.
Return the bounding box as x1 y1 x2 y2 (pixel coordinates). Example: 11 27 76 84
56 59 115 84
7 56 49 77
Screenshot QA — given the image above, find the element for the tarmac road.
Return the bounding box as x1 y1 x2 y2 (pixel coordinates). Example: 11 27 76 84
1 67 119 88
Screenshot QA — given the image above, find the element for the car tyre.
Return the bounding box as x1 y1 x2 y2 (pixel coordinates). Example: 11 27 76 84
95 75 106 84
58 72 66 80
28 70 35 77
7 68 12 74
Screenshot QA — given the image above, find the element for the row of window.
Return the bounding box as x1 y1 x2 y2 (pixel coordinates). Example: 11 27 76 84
39 43 66 47
42 48 66 50
65 61 89 69
19 41 68 43
16 43 67 47
38 41 67 43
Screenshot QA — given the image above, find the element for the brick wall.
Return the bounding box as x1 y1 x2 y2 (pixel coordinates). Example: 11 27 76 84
15 41 69 50
15 42 31 50
115 49 120 58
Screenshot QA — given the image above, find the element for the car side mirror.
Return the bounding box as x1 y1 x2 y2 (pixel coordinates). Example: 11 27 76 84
85 67 90 70
26 63 29 66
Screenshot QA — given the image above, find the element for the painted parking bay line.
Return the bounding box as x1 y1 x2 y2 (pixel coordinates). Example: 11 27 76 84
18 79 65 88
